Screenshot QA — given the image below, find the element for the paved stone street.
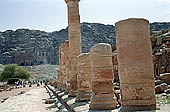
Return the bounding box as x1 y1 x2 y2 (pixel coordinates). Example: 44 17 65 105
0 86 55 112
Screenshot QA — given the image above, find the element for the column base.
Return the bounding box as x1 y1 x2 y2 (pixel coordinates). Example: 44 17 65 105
89 93 117 110
65 88 70 93
68 90 77 97
119 105 156 112
60 86 66 92
76 91 92 101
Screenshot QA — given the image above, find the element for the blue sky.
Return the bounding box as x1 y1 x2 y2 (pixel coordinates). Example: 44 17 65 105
0 0 170 32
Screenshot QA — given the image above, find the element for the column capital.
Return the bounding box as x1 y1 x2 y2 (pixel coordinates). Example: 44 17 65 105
65 0 80 3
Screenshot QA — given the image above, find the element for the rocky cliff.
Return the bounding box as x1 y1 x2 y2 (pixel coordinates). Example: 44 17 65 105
0 22 169 65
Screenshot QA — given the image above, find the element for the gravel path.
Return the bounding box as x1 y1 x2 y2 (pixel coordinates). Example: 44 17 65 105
1 85 170 112
0 86 53 112
0 85 37 102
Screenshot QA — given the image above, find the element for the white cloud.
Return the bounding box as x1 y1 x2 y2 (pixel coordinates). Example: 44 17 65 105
5 0 64 3
159 0 170 3
164 10 170 14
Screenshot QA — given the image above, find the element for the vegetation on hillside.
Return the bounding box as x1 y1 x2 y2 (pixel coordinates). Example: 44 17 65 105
0 64 30 82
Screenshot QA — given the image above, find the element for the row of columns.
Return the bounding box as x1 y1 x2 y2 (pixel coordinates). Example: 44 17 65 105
57 0 156 111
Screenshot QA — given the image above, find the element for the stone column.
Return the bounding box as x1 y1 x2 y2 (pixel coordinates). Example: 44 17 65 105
60 43 66 90
115 18 156 111
65 40 70 92
65 0 82 96
90 43 117 110
58 45 62 89
76 53 92 101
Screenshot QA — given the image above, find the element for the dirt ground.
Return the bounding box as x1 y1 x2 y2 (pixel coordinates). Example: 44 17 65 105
1 85 170 112
0 85 37 102
0 85 57 112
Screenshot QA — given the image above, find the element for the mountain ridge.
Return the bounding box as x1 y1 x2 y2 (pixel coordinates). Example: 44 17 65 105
0 22 169 65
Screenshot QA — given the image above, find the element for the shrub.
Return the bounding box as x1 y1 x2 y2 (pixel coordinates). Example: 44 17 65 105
0 64 17 81
0 64 30 82
14 67 30 80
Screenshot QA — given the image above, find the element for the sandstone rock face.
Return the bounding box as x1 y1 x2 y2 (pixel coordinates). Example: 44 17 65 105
76 53 92 101
115 18 156 111
112 52 118 79
65 0 82 96
89 43 117 110
159 73 170 84
0 29 58 65
155 83 168 94
0 23 169 66
153 53 162 77
153 48 170 76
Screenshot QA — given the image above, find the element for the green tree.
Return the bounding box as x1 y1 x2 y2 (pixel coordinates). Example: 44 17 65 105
0 64 30 82
14 67 30 80
0 64 17 81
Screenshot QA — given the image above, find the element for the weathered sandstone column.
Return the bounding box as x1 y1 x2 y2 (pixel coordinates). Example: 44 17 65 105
90 43 117 110
65 0 82 96
65 40 70 92
76 53 92 101
115 18 156 111
58 45 62 89
60 43 66 90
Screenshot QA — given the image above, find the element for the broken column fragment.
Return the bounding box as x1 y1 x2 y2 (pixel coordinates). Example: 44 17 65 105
76 53 92 101
115 18 156 111
89 43 117 110
65 0 82 96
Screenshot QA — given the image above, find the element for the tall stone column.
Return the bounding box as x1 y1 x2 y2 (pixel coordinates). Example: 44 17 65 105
90 43 117 110
76 53 92 101
115 18 156 111
64 0 82 96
